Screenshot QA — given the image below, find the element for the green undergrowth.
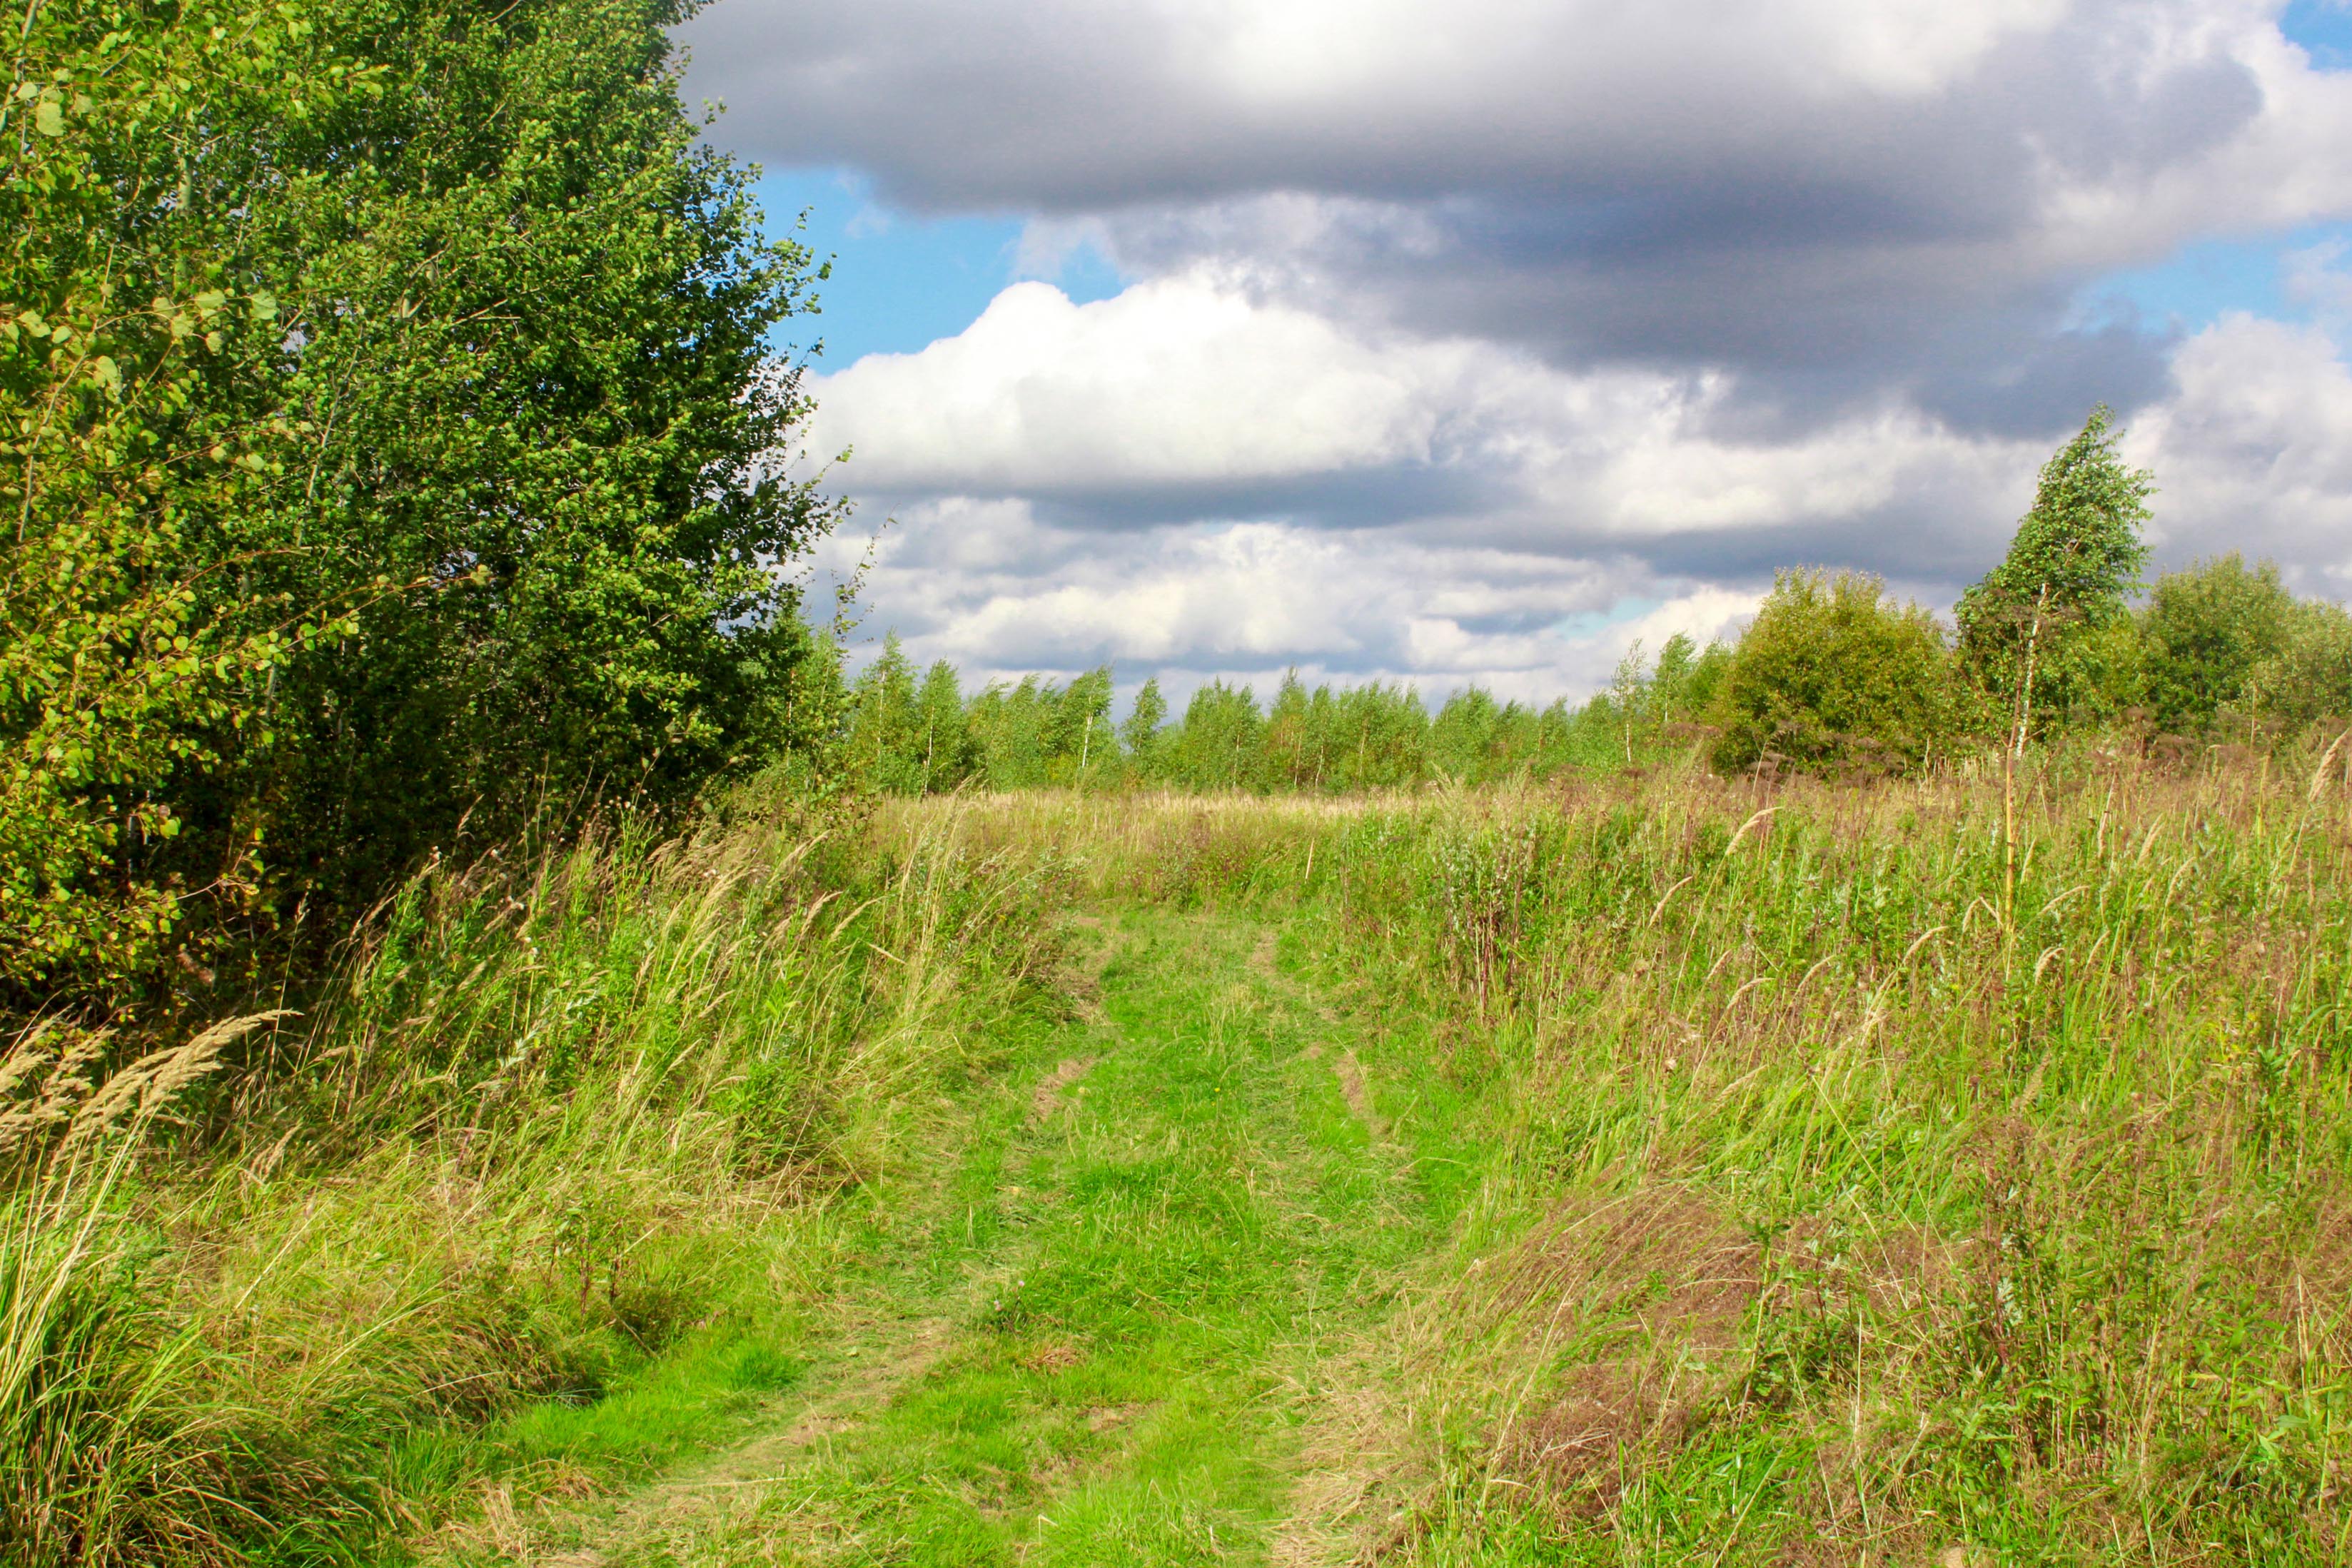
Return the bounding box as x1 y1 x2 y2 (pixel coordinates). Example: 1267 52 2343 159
868 764 2352 1562
12 759 2352 1565
1 808 1075 1566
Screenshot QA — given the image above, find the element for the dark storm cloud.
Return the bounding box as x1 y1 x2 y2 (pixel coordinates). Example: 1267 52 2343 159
678 0 2326 428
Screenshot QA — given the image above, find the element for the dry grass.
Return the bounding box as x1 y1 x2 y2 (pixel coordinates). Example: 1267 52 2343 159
904 747 2352 1562
0 806 1069 1566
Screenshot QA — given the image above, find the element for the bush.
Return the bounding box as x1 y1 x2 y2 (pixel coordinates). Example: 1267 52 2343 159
2136 555 2297 734
2248 598 2352 735
1710 569 1960 777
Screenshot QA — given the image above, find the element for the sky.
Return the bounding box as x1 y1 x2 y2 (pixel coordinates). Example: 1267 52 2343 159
679 0 2352 707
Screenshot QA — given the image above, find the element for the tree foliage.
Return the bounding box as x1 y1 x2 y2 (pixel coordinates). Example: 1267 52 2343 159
1710 570 1959 777
1957 407 2154 746
2 0 364 996
2136 555 2296 734
3 0 837 1009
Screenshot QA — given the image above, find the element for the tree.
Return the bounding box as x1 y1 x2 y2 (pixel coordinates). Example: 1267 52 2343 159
1712 570 1959 777
3 0 842 1009
912 661 973 792
1430 688 1506 780
1050 667 1115 785
1957 408 2153 752
844 637 922 791
1607 641 1650 764
226 0 842 903
1121 678 1169 784
1 0 369 1003
1170 682 1264 791
2136 555 2296 734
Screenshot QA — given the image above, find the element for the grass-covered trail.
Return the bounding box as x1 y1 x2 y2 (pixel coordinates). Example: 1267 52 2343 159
430 908 1427 1567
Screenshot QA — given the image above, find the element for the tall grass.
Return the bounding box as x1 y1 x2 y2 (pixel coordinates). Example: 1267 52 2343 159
889 749 2352 1561
0 806 1067 1565
13 752 2348 1562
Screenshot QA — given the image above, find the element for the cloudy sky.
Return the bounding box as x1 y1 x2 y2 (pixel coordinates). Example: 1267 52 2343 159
680 0 2352 705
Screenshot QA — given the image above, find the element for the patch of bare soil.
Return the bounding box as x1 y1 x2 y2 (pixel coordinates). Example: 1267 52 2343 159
1333 1051 1383 1141
1029 1055 1097 1122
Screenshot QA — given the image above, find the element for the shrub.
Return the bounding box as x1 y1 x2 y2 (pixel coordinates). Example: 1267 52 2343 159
1710 569 1959 777
2248 598 2352 735
2136 555 2297 734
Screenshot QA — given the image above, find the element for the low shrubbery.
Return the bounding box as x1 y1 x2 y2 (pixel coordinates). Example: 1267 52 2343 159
1707 567 1959 777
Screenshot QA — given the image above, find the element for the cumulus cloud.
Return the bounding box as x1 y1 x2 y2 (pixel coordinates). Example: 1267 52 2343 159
812 500 1760 705
688 0 2352 427
2129 313 2352 592
807 275 2352 696
806 275 2051 575
691 1 2352 697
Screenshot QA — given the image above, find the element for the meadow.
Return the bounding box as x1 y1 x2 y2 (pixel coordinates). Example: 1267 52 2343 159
10 746 2351 1565
16 1 2352 1562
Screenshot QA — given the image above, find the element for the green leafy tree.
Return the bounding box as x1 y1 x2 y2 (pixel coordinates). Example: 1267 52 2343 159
226 0 842 903
1049 667 1116 786
0 0 372 1002
845 637 923 791
1331 682 1429 789
1169 682 1264 791
1650 633 1732 725
912 660 974 792
1712 570 1959 777
970 677 1050 790
4 0 841 1008
2136 555 2296 734
1121 677 1169 784
1957 408 2154 751
2247 600 2352 735
1431 688 1508 780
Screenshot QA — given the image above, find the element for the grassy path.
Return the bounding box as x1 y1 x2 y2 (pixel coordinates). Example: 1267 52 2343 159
435 908 1432 1567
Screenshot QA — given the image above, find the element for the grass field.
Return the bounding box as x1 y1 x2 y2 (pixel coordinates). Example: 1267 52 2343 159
11 757 2352 1564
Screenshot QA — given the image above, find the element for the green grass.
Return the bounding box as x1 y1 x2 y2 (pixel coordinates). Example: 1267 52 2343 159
12 759 2352 1564
433 909 1433 1566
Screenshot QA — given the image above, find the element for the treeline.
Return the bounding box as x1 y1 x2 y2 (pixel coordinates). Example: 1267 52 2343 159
817 634 1727 793
819 413 2352 795
3 0 837 1015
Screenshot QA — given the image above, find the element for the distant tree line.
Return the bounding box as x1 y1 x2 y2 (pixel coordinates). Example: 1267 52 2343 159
812 411 2352 796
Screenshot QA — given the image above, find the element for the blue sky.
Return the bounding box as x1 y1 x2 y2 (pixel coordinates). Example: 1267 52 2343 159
2084 220 2352 333
757 169 1125 365
2285 0 2352 69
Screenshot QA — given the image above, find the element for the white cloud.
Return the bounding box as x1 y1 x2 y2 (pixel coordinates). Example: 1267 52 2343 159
807 275 2352 697
809 276 2049 555
806 277 1493 492
2129 313 2352 592
822 499 1757 705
